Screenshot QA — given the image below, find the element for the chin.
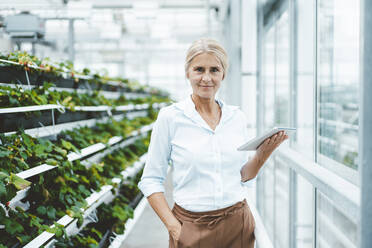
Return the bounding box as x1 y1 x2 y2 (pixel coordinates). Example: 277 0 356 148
196 92 215 100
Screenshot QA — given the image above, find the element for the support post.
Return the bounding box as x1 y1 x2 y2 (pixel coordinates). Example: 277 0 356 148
359 0 372 247
68 19 75 62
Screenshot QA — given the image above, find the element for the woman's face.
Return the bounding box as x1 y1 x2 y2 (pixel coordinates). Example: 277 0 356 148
186 52 224 100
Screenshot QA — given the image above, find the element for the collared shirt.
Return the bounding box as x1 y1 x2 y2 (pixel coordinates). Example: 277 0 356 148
138 96 256 212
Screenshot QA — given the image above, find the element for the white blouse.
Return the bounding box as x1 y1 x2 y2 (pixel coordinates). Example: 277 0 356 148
138 96 256 212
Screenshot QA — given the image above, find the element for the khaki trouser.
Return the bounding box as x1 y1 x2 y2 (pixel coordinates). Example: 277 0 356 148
169 199 255 248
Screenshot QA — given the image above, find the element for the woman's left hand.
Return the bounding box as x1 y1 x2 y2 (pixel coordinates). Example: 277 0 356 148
255 131 288 166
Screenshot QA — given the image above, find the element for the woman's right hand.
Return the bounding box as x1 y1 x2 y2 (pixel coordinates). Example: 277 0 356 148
167 219 182 246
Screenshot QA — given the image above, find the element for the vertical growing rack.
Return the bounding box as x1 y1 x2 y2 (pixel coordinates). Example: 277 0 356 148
0 54 170 248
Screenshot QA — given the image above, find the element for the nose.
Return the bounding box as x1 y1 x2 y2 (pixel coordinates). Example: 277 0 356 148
202 72 211 82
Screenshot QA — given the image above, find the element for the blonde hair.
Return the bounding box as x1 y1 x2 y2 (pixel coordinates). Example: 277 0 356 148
185 38 229 78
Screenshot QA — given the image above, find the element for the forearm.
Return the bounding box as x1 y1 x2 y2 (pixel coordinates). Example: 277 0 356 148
147 192 180 230
240 153 265 182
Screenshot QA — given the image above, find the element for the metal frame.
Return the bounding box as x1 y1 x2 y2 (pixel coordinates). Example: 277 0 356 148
288 1 297 247
360 0 372 247
312 0 319 247
256 0 265 237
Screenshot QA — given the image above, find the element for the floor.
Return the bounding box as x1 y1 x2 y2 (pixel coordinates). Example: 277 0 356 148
121 169 174 248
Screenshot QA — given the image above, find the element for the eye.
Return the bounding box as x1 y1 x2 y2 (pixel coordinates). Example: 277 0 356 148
211 67 220 73
195 67 204 72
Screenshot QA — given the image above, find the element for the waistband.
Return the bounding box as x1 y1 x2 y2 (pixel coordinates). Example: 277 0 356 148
173 199 247 229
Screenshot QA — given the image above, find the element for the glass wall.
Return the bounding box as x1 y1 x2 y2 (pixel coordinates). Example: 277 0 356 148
275 10 290 128
263 25 276 131
317 191 357 248
294 0 315 160
317 0 359 184
315 1 359 247
256 0 360 247
293 1 315 246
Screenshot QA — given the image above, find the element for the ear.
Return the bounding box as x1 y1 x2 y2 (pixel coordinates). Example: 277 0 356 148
186 71 190 79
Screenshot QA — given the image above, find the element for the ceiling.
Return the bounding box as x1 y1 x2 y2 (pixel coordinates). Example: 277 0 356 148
0 0 224 52
0 0 227 99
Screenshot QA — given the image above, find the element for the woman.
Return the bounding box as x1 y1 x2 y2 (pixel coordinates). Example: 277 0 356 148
138 38 288 248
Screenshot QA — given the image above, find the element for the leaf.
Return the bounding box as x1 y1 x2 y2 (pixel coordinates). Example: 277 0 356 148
90 228 103 239
54 227 63 238
61 139 78 153
0 172 8 181
16 234 32 244
36 206 47 215
3 184 17 203
33 144 46 156
0 181 6 198
21 132 34 149
13 157 29 170
45 158 58 166
53 146 67 156
62 96 72 105
46 206 56 219
4 218 24 235
9 173 31 190
0 147 11 158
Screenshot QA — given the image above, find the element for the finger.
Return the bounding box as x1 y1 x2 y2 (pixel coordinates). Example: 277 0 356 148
277 131 285 142
269 134 278 145
258 138 270 149
278 132 287 142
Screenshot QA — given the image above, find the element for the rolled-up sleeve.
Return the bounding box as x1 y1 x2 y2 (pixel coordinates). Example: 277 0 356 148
138 108 171 197
240 172 257 187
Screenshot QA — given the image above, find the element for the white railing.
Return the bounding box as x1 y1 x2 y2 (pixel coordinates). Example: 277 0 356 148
245 195 274 248
276 147 360 221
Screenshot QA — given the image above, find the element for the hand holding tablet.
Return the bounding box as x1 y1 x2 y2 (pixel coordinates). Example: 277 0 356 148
238 127 296 151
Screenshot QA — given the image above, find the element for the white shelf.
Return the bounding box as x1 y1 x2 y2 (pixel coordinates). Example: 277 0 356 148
4 114 126 138
0 83 150 100
0 104 63 114
0 102 166 115
115 104 135 111
16 163 56 179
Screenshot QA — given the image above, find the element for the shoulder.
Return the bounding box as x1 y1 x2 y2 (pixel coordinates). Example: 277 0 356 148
218 99 245 118
156 101 184 122
220 101 248 125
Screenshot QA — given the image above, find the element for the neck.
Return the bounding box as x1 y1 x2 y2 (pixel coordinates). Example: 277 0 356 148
191 94 218 114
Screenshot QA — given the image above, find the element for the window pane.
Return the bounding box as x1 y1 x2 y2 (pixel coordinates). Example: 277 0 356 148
274 157 289 248
293 0 315 159
296 174 314 248
317 192 357 248
263 25 275 130
261 159 275 241
317 0 359 183
275 11 290 127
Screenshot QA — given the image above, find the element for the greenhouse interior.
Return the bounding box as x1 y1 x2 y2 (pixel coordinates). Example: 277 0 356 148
0 0 371 248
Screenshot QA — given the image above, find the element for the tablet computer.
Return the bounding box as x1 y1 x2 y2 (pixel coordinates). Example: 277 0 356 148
237 127 296 151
